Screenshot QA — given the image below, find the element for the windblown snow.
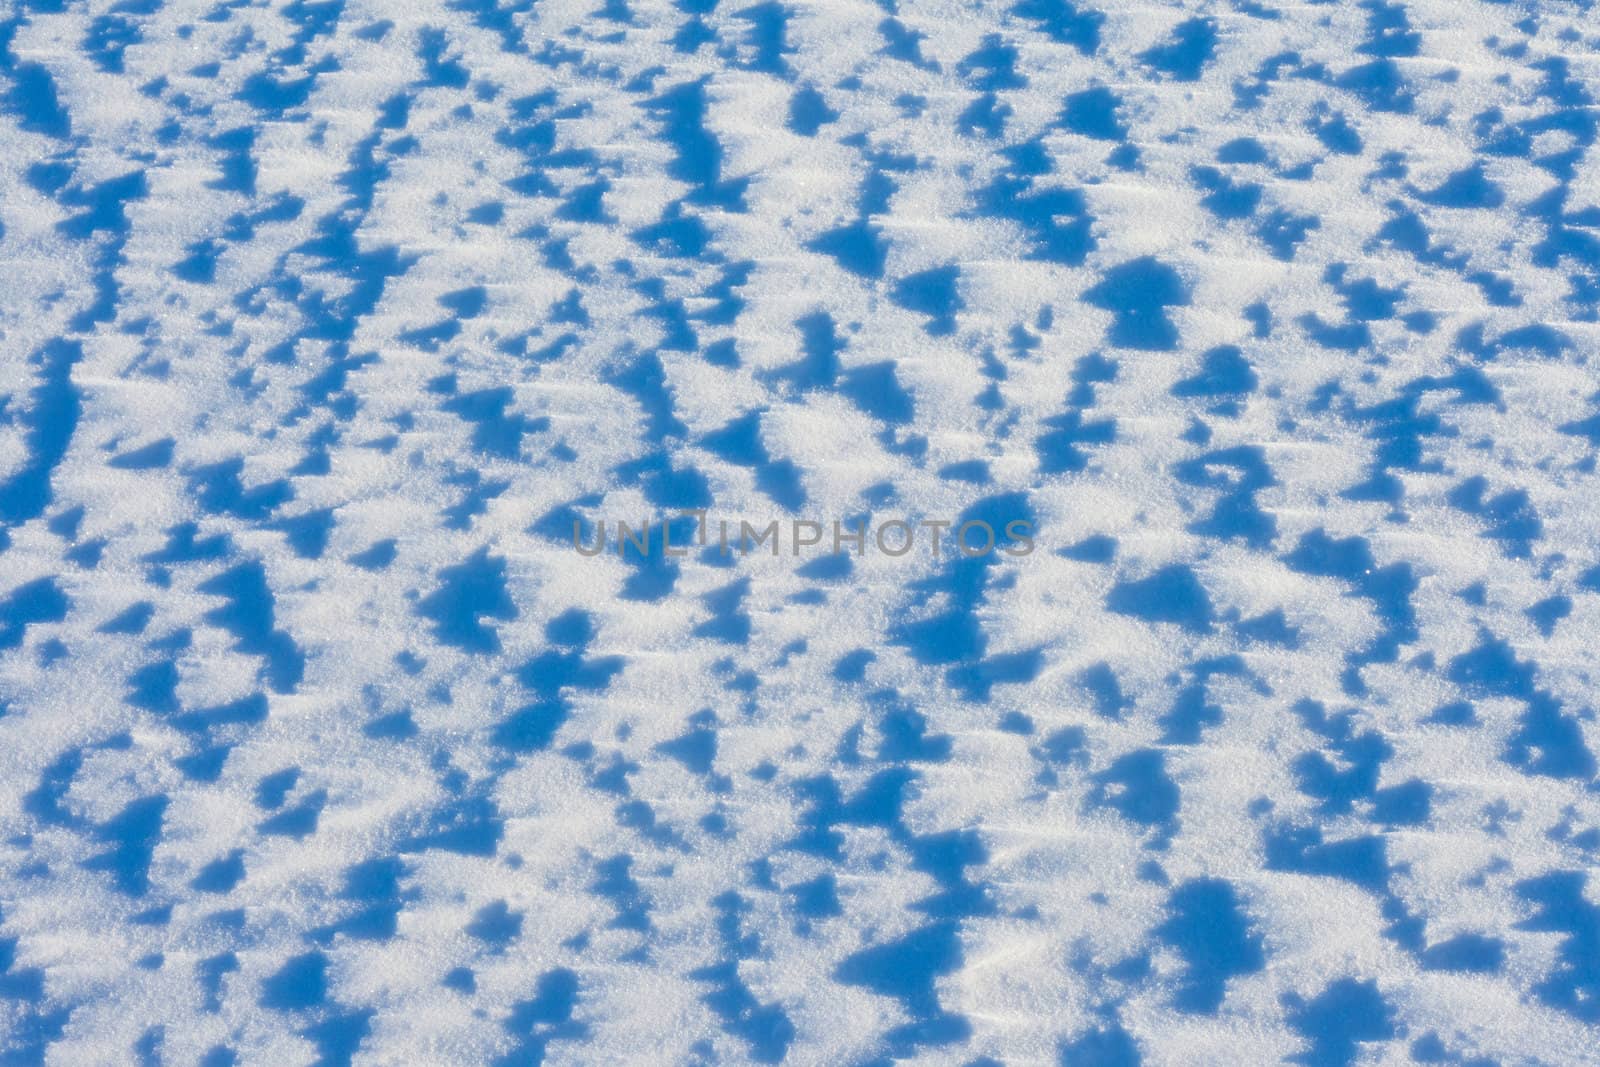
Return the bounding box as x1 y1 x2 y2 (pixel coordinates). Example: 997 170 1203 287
3 0 1600 1063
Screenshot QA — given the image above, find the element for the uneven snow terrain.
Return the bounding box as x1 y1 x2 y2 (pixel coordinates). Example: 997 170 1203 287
3 0 1600 1063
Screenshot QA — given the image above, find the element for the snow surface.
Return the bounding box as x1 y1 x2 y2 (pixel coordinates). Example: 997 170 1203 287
3 0 1600 1063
